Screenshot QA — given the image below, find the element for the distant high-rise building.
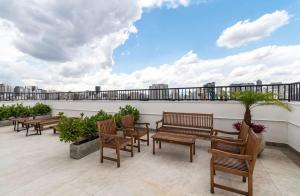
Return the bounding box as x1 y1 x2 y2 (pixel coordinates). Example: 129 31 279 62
149 84 169 100
0 84 13 93
95 86 101 92
256 80 262 85
203 82 215 100
14 86 25 94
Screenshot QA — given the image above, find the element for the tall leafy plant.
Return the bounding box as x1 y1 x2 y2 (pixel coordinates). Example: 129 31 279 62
234 91 292 125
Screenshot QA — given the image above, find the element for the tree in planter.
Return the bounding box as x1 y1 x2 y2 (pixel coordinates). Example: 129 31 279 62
114 105 140 128
234 91 292 125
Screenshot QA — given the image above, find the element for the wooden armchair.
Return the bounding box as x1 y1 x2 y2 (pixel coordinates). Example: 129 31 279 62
121 115 150 152
210 129 261 196
97 119 134 168
211 121 250 154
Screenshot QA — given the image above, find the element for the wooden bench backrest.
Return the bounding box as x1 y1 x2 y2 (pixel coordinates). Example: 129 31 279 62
97 119 117 135
162 112 213 129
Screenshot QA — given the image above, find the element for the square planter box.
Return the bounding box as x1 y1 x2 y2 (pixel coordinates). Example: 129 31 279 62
70 137 100 159
0 120 13 127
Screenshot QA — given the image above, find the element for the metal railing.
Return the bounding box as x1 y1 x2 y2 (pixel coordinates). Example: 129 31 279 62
0 82 299 102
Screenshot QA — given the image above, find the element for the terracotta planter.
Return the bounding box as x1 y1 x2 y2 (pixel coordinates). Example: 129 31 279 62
70 137 99 159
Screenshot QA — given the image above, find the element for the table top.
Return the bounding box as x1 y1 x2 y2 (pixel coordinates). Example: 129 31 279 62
152 132 196 144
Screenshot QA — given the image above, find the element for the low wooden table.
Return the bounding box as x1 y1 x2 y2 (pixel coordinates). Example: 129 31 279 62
151 132 196 162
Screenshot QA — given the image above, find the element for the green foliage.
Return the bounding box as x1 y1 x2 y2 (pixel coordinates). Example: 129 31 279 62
58 116 85 143
58 110 113 143
0 103 51 120
234 91 292 124
114 105 140 127
234 91 292 111
32 103 52 116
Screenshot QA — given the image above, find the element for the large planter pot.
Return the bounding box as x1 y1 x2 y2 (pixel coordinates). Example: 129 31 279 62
70 137 99 159
257 133 266 157
0 120 13 127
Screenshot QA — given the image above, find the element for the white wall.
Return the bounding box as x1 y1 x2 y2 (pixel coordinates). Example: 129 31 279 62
4 100 298 147
287 103 300 151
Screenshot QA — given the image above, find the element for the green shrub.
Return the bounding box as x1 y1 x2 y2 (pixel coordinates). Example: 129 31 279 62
58 110 113 144
32 103 51 116
0 103 51 120
0 105 11 120
114 105 140 127
58 116 85 143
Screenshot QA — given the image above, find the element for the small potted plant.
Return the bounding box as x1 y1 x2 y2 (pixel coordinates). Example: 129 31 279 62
233 122 266 156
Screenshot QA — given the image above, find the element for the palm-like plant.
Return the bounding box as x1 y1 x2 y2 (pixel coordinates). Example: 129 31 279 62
234 91 292 125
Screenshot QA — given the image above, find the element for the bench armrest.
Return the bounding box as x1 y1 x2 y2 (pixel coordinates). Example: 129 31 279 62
156 119 163 129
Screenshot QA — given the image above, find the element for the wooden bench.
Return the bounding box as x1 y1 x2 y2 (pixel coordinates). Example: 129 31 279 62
25 116 60 136
37 119 61 134
156 112 214 139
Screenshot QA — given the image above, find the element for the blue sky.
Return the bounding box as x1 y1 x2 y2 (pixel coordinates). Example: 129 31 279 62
0 0 300 91
114 0 300 73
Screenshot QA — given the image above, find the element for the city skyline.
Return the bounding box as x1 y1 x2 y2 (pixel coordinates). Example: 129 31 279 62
0 1 300 91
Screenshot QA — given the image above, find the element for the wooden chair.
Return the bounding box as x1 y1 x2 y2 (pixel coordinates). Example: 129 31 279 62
121 115 150 152
97 119 134 168
211 121 250 154
210 129 261 196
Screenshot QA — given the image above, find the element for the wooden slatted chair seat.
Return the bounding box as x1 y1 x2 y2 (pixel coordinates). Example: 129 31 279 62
214 157 248 173
103 137 131 148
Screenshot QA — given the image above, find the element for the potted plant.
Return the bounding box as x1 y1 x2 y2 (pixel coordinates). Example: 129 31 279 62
57 110 112 159
234 91 292 155
114 105 140 128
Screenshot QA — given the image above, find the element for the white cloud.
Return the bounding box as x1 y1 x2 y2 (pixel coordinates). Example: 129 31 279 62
140 0 190 8
217 10 290 48
0 0 141 71
40 44 300 91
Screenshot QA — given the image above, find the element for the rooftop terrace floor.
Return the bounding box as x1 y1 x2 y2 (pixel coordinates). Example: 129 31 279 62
0 126 300 196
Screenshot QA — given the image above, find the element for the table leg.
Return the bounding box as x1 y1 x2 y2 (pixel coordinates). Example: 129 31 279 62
153 139 155 155
159 141 161 149
190 145 193 162
193 143 196 155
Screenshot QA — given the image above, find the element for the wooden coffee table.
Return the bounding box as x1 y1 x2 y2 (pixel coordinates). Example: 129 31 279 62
151 132 196 162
